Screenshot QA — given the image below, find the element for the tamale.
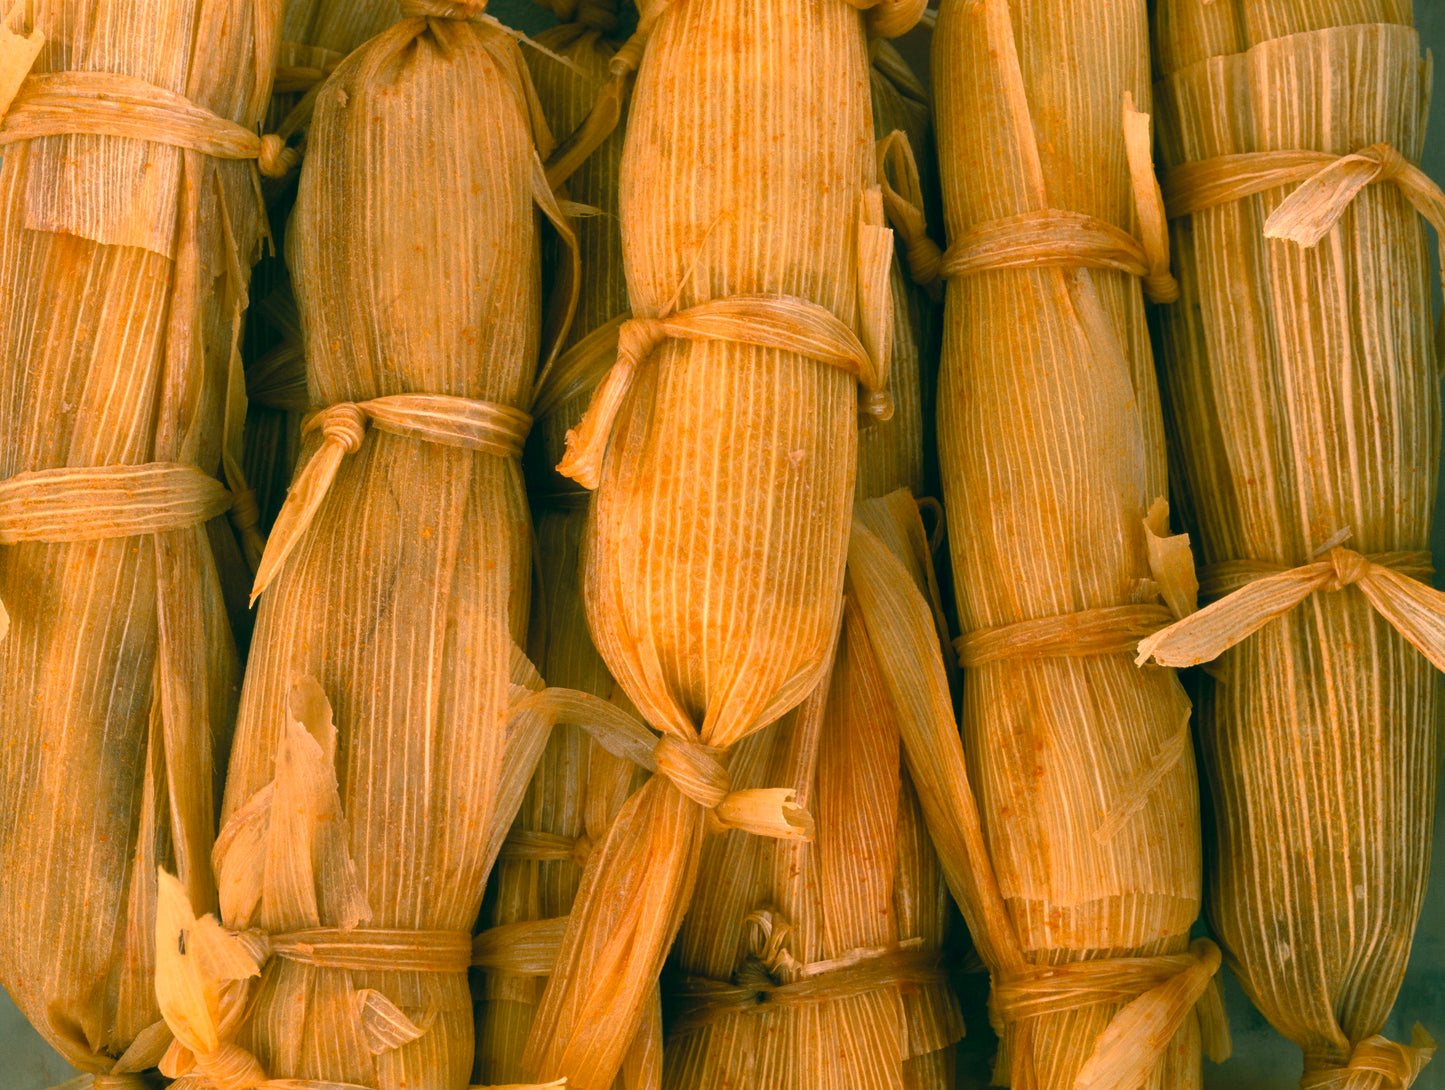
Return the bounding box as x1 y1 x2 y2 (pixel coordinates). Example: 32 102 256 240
0 0 281 1079
520 1 918 1086
148 4 585 1085
1142 3 1444 1083
930 0 1224 1085
475 4 661 1088
660 45 962 1090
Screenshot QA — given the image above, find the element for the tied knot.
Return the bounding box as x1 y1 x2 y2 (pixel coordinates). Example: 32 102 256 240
313 403 368 453
1143 266 1182 305
653 734 730 809
229 486 260 534
905 232 944 286
1365 142 1410 183
257 133 299 178
862 389 895 421
1301 1026 1436 1090
193 1041 268 1090
1325 546 1372 593
571 832 595 867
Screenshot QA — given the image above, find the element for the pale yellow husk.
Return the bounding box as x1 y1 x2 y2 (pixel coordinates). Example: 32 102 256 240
933 0 1212 1086
1150 2 1440 1084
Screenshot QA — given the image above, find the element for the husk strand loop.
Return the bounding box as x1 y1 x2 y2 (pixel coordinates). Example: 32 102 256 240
955 603 1176 667
1299 1025 1436 1090
925 96 1179 301
557 293 893 489
1137 547 1445 671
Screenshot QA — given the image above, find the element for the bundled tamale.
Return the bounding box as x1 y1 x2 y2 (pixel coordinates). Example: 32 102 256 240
661 44 962 1090
929 0 1226 1084
475 3 660 1087
1143 2 1444 1083
148 4 591 1085
519 0 920 1086
0 0 280 1080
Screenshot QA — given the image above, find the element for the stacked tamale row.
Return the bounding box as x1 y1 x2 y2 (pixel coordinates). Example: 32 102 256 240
0 0 277 1080
933 0 1213 1085
521 0 906 1085
152 5 569 1085
477 5 660 1087
661 43 962 1090
1148 1 1441 1081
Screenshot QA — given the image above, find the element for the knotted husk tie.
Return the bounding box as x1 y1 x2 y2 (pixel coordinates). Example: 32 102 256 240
878 96 1179 303
250 395 533 599
669 940 947 1038
557 287 895 490
990 939 1230 1090
0 71 298 176
0 464 233 545
1162 141 1445 351
844 498 1231 1090
1299 1026 1436 1090
1137 547 1445 672
155 672 627 1090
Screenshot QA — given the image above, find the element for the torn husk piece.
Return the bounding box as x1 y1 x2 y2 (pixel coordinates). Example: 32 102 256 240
152 3 580 1084
1147 3 1441 1083
662 45 960 1090
521 0 915 1086
477 5 661 1088
932 0 1219 1085
0 0 280 1077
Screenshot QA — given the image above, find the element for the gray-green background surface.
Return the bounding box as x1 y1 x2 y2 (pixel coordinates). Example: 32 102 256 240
4 1 1444 1085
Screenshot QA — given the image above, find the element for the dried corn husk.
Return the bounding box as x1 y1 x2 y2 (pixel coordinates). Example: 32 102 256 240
476 5 661 1089
519 1 919 1086
932 0 1220 1085
150 6 581 1086
0 0 279 1078
1145 3 1442 1083
661 46 960 1090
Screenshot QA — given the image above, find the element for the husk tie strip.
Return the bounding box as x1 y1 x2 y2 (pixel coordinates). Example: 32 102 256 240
250 395 533 599
1137 548 1445 671
877 97 1179 302
557 293 894 490
0 71 298 176
0 464 233 543
955 603 1176 667
1299 1025 1436 1090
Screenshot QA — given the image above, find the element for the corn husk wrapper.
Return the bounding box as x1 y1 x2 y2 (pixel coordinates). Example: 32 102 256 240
1148 2 1440 1083
477 7 661 1089
933 0 1212 1085
661 48 960 1090
151 8 576 1086
520 0 909 1085
0 0 278 1077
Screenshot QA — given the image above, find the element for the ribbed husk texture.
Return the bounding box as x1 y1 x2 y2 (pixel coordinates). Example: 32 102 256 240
520 1 901 1086
661 48 961 1090
1152 1 1440 1081
0 0 277 1077
934 0 1206 1085
478 11 661 1090
156 14 557 1087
